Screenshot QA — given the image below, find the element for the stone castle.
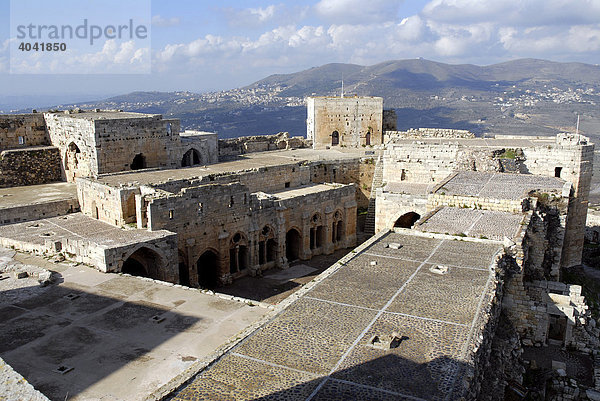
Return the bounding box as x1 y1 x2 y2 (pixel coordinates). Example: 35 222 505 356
0 96 599 400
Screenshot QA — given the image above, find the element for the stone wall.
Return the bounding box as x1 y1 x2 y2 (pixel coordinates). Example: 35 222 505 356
44 112 98 181
218 132 310 159
93 116 181 173
76 179 139 227
385 128 475 140
0 147 62 188
375 190 428 231
310 158 376 209
0 114 48 150
0 199 79 226
307 96 383 148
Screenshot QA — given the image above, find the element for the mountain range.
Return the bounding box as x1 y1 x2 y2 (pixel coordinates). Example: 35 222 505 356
8 58 600 140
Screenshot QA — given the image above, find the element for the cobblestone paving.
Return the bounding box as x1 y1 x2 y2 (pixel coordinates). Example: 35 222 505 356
173 232 500 401
437 171 564 200
417 207 524 241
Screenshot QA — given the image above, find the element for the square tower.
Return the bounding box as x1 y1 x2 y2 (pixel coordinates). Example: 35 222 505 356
307 96 383 148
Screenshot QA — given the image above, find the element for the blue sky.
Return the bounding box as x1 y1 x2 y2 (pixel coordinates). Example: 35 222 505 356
1 0 600 104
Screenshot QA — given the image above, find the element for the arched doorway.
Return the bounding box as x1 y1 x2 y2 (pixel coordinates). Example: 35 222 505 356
182 148 201 167
130 153 146 170
229 233 248 274
122 247 163 279
394 212 421 229
365 131 371 146
65 142 81 181
259 225 277 265
331 131 340 146
286 228 302 261
197 250 219 289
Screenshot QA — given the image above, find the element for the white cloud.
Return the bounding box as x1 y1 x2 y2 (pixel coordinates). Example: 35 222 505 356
153 0 600 79
11 40 150 74
315 0 402 24
152 15 181 27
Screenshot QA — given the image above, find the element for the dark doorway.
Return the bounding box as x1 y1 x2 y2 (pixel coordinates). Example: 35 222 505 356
122 258 146 277
331 130 339 146
197 250 219 289
365 131 371 146
122 247 162 279
130 153 146 170
394 212 421 228
178 251 189 286
548 314 567 343
555 167 562 178
266 238 277 262
286 229 301 261
182 149 201 167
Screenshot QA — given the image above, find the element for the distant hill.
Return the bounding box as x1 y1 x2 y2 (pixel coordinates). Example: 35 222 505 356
11 58 600 139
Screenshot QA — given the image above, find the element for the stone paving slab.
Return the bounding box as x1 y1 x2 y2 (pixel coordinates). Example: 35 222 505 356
234 297 377 376
417 207 524 241
174 353 320 401
387 264 490 325
334 313 469 400
427 239 501 270
306 257 421 310
437 171 564 200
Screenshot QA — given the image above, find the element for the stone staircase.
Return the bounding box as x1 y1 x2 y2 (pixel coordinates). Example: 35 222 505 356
364 153 384 235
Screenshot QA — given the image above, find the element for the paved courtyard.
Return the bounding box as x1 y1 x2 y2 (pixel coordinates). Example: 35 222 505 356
417 207 525 241
173 231 503 400
0 249 268 401
436 171 565 200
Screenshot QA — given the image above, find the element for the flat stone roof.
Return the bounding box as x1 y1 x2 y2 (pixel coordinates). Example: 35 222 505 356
0 213 172 248
0 248 267 401
417 207 525 241
384 182 435 195
45 110 159 121
436 171 565 200
174 231 502 400
269 183 350 200
95 148 364 188
0 182 77 209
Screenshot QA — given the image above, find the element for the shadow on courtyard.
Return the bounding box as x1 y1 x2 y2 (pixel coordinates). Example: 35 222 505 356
0 274 200 401
174 352 475 400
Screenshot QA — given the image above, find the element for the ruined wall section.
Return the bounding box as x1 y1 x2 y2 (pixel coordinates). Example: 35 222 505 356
383 142 461 184
307 96 383 148
0 114 48 150
385 128 474 140
0 146 62 188
522 134 594 267
44 113 97 180
310 158 375 209
218 132 310 159
77 179 140 227
93 116 181 173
